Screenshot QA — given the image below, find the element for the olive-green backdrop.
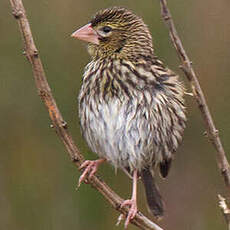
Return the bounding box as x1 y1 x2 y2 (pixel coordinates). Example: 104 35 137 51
1 0 230 229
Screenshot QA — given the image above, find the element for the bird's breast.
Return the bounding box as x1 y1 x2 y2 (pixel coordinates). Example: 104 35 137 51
78 59 186 170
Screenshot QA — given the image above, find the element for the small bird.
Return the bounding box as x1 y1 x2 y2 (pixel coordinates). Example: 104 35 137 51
72 7 186 228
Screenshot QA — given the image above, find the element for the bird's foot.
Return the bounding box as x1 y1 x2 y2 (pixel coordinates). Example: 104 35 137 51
120 198 138 228
78 159 105 187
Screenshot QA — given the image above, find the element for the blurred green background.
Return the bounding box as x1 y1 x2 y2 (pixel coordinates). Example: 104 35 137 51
1 0 230 229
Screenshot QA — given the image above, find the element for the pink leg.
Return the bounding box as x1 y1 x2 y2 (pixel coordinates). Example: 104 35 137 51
121 170 138 228
78 158 105 187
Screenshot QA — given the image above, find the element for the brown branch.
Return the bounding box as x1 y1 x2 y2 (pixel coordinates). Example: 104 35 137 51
8 0 164 229
159 0 230 188
218 194 230 230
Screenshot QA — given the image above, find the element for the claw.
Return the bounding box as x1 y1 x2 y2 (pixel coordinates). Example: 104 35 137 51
121 199 138 228
78 159 105 187
119 170 138 228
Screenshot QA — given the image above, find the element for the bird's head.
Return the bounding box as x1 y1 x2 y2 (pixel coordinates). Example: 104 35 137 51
72 7 154 61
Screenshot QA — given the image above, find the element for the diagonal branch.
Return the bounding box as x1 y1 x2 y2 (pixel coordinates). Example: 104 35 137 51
159 0 230 188
8 0 164 229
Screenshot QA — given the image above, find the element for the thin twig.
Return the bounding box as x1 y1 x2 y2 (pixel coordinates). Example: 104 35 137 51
159 0 230 188
218 194 230 230
8 0 164 229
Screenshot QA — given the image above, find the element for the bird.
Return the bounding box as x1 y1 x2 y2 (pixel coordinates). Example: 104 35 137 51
71 6 186 228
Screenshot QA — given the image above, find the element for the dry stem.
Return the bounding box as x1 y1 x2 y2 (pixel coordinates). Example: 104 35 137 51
159 0 230 188
9 0 164 229
159 1 230 228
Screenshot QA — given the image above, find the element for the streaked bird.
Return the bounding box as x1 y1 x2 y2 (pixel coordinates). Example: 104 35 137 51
72 6 186 228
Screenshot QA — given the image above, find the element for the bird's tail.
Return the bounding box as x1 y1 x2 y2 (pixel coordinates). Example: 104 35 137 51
141 168 164 218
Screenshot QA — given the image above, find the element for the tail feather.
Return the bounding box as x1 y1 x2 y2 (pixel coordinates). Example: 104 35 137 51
159 158 172 178
141 168 164 218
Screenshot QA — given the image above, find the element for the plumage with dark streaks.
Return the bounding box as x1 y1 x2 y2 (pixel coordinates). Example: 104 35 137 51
71 6 186 228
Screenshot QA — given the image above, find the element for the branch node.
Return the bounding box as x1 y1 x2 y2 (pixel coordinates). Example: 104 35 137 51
213 129 219 137
50 124 54 128
71 155 80 163
61 120 68 129
33 49 39 57
115 202 122 211
12 8 23 19
163 15 171 21
203 131 208 137
184 60 192 66
39 89 48 99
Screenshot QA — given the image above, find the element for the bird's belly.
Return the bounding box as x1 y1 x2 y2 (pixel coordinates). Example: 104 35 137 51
80 97 161 171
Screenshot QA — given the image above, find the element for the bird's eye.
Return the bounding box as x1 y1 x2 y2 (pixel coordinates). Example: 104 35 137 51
102 26 112 33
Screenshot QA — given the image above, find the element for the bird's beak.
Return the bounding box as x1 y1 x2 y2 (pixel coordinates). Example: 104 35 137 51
71 23 99 45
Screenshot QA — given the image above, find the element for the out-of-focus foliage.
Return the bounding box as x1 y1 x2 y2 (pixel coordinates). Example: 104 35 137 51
1 0 230 229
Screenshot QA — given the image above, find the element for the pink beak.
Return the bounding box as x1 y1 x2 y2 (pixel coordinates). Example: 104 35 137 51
71 23 99 45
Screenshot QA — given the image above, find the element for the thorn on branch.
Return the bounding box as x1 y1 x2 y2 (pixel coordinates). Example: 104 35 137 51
50 124 54 128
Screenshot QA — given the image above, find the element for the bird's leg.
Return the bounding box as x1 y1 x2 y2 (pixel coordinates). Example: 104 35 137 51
121 169 138 228
78 158 106 187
